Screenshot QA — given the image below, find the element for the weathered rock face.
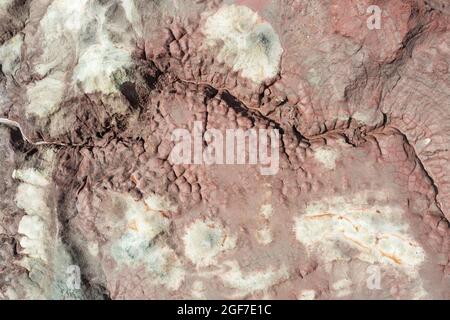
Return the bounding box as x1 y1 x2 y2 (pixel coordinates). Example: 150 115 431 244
0 0 449 300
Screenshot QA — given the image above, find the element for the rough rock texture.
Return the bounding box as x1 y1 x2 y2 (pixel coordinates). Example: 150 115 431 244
0 0 449 299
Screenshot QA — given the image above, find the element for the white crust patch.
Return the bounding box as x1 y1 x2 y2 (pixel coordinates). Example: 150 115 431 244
293 192 426 271
220 260 288 297
203 4 283 83
313 147 338 170
0 33 23 76
26 73 65 118
183 219 236 267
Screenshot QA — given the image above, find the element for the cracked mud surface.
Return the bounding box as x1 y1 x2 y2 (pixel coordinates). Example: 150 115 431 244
0 0 449 299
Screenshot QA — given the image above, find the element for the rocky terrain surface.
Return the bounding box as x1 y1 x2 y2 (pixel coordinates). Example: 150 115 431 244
0 0 449 299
